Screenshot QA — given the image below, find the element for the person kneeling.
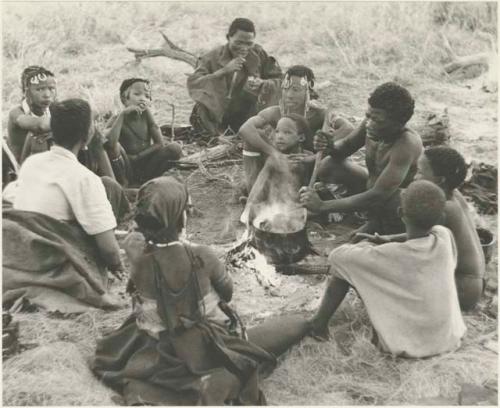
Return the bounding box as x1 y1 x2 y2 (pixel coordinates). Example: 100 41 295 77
309 180 466 358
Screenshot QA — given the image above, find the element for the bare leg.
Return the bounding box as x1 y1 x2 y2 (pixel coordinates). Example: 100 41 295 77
309 275 350 341
317 156 368 195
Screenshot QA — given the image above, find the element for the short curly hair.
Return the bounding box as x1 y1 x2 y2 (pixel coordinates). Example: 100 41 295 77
368 82 415 125
424 146 467 190
119 78 151 104
282 113 310 136
401 180 446 230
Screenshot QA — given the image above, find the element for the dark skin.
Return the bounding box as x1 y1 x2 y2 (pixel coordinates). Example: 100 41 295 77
239 76 353 163
300 106 423 231
124 231 232 302
357 154 485 310
8 78 55 163
105 82 164 162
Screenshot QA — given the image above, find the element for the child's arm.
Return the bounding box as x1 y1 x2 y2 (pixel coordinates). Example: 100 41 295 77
10 107 51 133
104 106 141 158
19 134 33 164
143 108 164 147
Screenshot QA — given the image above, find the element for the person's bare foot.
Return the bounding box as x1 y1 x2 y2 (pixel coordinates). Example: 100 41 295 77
307 318 331 342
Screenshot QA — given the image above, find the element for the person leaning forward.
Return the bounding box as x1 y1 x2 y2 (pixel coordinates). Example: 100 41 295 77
187 18 282 138
3 99 124 313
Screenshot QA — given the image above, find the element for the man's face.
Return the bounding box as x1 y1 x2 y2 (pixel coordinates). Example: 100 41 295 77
26 76 57 109
123 81 151 109
227 30 255 58
282 76 307 114
365 106 402 141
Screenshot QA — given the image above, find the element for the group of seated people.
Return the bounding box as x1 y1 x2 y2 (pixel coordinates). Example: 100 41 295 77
2 16 489 406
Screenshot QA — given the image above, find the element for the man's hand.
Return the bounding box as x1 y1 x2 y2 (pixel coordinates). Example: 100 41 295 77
351 232 390 245
299 186 325 212
108 262 126 281
313 130 335 152
286 153 311 163
223 56 245 74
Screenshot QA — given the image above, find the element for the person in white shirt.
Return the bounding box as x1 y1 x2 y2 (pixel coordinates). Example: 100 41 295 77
309 180 466 358
3 98 124 313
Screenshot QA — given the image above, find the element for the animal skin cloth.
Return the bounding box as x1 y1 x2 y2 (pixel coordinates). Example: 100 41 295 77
2 210 115 313
329 225 466 358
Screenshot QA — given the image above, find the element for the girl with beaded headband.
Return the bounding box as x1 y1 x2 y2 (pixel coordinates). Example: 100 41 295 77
7 66 57 163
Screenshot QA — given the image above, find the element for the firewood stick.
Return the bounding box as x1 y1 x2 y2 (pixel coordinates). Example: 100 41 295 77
308 150 324 188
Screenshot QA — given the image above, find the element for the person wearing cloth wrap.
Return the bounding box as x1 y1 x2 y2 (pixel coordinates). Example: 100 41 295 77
93 176 282 405
104 78 183 186
300 82 423 235
3 99 124 313
187 18 282 138
7 66 56 164
239 65 354 197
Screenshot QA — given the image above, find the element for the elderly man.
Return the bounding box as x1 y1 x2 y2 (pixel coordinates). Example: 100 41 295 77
3 99 124 313
187 17 282 138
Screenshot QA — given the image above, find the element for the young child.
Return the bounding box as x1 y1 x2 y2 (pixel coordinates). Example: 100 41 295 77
7 66 57 164
104 78 183 186
310 180 466 358
242 114 313 221
357 147 486 310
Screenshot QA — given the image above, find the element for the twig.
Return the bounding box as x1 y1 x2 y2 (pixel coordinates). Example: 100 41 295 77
168 102 175 141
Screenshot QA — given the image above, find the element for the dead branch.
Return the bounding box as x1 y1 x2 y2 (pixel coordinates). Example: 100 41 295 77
127 30 198 68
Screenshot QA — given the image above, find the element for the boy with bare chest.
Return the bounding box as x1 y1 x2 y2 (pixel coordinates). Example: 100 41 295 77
104 78 183 186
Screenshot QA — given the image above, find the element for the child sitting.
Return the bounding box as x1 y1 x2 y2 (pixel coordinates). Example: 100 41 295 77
359 147 486 310
7 66 56 164
104 78 183 186
310 180 466 358
241 114 313 222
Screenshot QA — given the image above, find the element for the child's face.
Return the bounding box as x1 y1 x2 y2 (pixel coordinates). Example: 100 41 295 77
123 82 151 109
415 154 442 186
274 118 302 153
26 77 57 108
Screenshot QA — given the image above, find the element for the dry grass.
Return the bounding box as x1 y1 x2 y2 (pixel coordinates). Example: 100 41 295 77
2 2 498 406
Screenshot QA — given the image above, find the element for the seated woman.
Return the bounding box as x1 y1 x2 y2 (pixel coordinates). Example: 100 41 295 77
93 176 309 405
3 99 124 313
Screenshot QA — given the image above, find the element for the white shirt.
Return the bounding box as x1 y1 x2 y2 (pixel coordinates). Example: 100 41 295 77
11 145 116 235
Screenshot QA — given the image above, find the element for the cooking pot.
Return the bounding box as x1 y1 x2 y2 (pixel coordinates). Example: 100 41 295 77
248 203 314 265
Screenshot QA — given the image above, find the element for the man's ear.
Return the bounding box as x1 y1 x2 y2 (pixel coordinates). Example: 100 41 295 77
298 133 306 143
436 176 446 188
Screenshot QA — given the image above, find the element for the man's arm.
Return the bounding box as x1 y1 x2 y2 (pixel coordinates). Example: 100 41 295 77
239 107 280 156
306 138 416 213
188 53 243 86
93 229 124 277
201 246 233 302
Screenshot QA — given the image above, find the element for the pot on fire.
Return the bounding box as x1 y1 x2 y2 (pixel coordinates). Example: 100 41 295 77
248 203 314 265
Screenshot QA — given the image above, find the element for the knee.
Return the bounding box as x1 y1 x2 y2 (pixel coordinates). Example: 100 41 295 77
162 142 183 160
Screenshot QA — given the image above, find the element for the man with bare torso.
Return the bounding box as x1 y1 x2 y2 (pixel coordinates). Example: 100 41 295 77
300 82 423 235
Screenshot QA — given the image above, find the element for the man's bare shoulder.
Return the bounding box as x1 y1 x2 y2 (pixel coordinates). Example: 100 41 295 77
394 128 423 154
